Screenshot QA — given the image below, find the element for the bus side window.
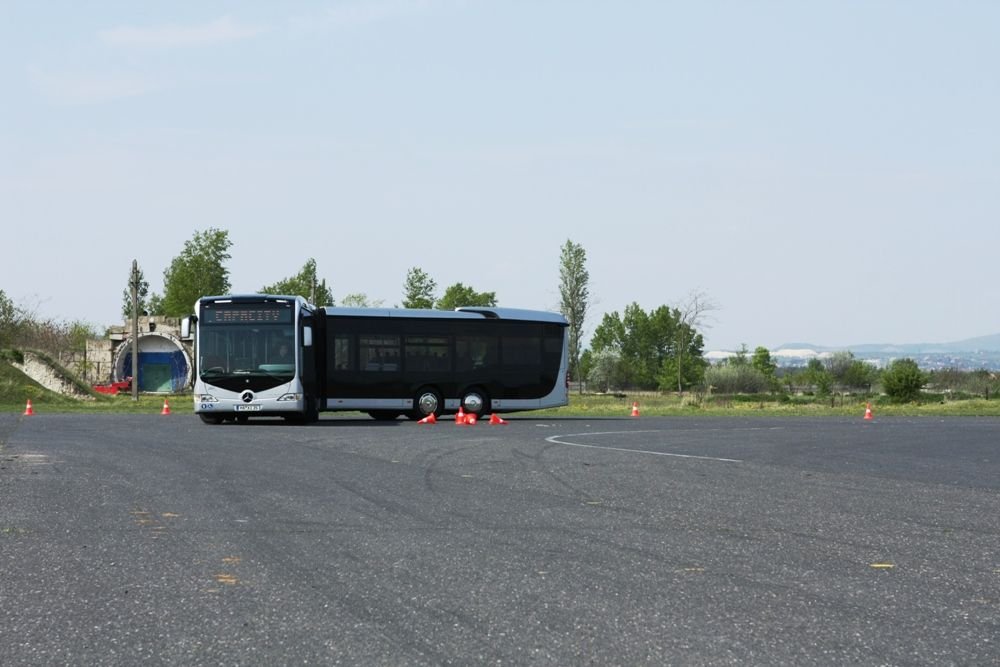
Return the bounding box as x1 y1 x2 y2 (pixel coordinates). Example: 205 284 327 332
405 336 450 372
456 336 495 371
333 335 353 371
360 335 400 372
501 336 541 366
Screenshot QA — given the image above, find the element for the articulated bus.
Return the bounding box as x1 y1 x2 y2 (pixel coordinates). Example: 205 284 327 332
183 294 569 424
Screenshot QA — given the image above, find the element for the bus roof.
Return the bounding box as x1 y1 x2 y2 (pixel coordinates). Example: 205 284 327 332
323 306 568 325
199 294 314 308
198 295 567 325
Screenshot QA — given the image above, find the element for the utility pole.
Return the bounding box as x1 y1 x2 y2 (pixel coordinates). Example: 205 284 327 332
130 259 140 402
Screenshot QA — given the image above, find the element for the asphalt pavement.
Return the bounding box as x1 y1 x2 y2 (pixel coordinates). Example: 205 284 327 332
1 413 998 665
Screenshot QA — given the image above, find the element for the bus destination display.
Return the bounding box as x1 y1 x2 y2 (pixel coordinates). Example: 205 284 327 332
203 306 292 324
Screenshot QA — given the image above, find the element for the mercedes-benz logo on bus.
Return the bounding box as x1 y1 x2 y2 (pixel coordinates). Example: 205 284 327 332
241 390 254 403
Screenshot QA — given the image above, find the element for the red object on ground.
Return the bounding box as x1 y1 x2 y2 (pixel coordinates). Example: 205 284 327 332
92 377 132 395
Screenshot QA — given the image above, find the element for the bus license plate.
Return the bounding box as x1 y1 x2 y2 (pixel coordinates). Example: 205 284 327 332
234 405 262 412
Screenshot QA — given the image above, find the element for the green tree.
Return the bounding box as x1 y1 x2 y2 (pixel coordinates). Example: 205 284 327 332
659 353 708 392
160 228 233 316
67 320 98 352
0 289 22 348
121 264 150 320
341 293 384 308
751 346 778 390
435 283 497 310
147 293 164 316
590 302 706 391
401 267 437 309
843 360 876 391
728 344 751 367
881 358 926 402
804 357 832 396
578 349 594 390
586 349 625 392
260 258 334 305
824 351 854 383
558 239 590 388
822 351 876 391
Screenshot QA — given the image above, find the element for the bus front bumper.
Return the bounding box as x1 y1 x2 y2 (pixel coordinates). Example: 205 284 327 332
194 392 304 416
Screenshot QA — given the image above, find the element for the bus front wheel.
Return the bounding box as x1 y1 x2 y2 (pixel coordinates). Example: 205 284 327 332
199 414 224 425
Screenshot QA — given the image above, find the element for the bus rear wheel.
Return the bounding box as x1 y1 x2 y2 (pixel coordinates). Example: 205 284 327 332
408 387 442 420
461 387 490 416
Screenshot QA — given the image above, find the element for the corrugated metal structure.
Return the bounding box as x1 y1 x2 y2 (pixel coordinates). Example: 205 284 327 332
113 331 192 393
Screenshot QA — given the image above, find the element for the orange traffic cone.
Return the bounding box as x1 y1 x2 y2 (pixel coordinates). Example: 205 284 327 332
23 399 34 416
455 406 466 425
863 402 873 421
488 413 507 425
161 399 171 416
630 401 640 417
465 412 478 425
417 413 437 424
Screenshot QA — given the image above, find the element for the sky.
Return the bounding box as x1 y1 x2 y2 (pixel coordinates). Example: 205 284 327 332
2 1 998 351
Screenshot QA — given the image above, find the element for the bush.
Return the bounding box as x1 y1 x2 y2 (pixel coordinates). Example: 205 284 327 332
704 364 771 394
0 349 25 364
881 358 926 402
928 368 998 397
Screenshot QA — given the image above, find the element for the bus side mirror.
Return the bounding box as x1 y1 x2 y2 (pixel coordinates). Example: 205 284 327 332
180 316 195 340
303 326 313 347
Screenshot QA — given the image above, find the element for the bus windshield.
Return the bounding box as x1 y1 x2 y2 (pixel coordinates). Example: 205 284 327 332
199 323 295 381
198 301 296 382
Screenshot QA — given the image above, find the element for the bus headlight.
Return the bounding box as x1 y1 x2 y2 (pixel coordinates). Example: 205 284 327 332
277 393 302 402
197 394 219 402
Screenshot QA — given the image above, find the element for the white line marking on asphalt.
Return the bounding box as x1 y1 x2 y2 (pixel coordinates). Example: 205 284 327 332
545 431 743 463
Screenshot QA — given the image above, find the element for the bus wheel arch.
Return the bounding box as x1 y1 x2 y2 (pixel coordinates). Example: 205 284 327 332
304 396 319 423
461 386 490 416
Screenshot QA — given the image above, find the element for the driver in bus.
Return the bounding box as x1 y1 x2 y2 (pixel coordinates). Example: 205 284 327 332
275 343 291 363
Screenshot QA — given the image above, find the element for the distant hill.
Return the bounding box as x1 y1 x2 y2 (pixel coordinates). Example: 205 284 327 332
777 333 1000 355
764 333 1000 371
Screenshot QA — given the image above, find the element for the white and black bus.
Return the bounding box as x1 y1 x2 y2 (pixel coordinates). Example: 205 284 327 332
184 294 569 424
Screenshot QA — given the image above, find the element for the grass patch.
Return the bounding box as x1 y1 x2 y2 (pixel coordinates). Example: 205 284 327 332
0 360 189 414
0 360 84 409
532 392 1000 417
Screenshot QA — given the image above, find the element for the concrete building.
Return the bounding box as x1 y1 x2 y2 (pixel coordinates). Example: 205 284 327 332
70 316 193 393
